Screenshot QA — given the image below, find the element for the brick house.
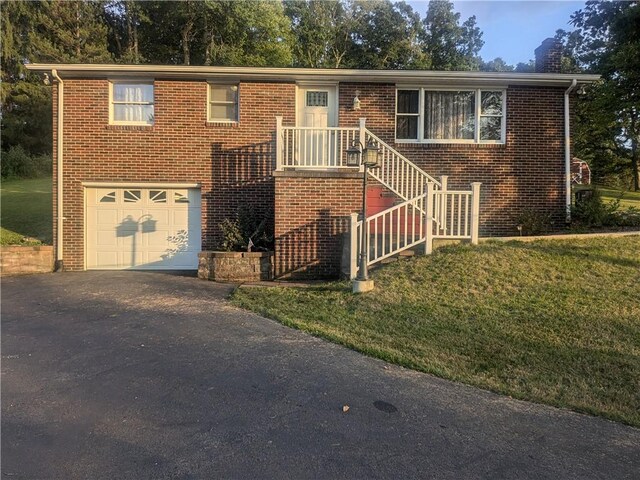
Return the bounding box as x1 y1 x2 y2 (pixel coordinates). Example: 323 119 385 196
26 39 598 278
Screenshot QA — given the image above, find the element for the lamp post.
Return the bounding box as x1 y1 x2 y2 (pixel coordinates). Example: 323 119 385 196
346 139 381 293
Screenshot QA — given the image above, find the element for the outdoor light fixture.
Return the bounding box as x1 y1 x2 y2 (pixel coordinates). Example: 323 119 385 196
353 89 361 110
346 140 382 168
347 138 383 293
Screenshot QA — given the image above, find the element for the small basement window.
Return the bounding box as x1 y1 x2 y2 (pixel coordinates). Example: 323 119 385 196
208 84 239 122
110 82 154 125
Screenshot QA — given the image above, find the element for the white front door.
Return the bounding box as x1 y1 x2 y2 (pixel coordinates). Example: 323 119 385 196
297 85 337 166
86 187 201 270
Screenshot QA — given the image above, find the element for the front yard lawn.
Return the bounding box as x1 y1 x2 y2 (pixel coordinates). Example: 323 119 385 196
1 177 52 245
233 236 640 427
575 184 640 210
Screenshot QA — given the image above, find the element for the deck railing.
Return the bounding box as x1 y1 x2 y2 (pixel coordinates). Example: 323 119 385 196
276 117 359 169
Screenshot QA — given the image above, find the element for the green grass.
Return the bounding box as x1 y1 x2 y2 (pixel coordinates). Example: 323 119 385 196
1 177 52 245
575 184 640 210
233 236 640 427
598 186 640 210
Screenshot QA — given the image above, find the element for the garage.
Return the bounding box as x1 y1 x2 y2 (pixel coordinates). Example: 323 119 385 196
85 186 201 270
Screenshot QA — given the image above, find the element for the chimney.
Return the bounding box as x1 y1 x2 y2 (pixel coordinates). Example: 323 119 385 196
534 38 563 73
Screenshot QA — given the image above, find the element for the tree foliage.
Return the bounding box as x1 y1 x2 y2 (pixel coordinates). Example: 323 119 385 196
420 0 483 70
564 1 640 190
285 0 357 68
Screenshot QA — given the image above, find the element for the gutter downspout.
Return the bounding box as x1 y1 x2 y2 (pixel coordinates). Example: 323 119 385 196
564 79 577 222
51 69 64 271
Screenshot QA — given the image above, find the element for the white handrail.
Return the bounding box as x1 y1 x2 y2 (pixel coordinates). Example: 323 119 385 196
362 194 426 267
349 182 481 278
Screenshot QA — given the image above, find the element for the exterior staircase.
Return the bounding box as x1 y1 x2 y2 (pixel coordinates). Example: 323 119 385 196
274 116 481 280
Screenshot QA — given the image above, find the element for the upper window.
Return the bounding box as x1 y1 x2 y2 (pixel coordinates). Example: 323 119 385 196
396 88 505 144
110 82 154 125
208 84 238 122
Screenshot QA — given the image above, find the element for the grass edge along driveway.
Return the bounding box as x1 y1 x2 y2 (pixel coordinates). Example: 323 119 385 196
233 236 640 427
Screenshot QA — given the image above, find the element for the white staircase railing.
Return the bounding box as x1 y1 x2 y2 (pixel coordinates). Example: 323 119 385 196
364 127 440 203
349 181 481 279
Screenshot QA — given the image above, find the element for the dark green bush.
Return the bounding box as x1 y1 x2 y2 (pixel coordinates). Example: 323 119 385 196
514 209 552 235
606 208 640 227
571 188 620 227
1 146 52 179
218 206 273 252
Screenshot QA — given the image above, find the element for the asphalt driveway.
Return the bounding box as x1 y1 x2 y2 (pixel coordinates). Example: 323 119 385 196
2 272 639 479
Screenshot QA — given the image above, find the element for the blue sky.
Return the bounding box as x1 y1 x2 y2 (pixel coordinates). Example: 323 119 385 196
409 1 586 65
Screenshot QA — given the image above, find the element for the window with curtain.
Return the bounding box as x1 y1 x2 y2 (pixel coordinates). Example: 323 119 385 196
208 84 239 122
111 82 154 125
396 90 420 139
424 91 475 140
396 88 505 143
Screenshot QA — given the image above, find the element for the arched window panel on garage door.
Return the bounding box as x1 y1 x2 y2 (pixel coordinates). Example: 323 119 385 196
123 190 142 203
150 190 167 203
174 190 190 204
99 191 117 203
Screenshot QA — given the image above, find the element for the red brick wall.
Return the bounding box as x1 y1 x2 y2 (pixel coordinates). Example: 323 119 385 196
55 79 295 270
338 82 569 236
54 75 570 275
274 174 362 278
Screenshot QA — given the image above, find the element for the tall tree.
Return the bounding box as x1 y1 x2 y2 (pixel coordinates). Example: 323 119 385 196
567 1 640 190
201 0 293 67
1 2 52 155
28 0 112 63
139 0 292 66
105 0 147 63
420 0 483 70
348 0 429 69
285 0 356 68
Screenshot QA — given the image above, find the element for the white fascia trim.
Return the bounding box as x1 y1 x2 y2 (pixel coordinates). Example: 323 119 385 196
24 63 601 86
82 182 201 189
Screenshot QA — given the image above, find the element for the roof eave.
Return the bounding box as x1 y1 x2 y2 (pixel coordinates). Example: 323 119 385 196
24 63 601 86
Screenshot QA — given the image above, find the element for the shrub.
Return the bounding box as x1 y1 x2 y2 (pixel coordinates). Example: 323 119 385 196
606 207 640 228
218 206 273 252
514 209 551 235
572 187 620 227
1 146 52 179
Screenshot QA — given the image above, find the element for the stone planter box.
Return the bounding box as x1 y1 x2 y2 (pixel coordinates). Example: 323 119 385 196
198 251 273 282
1 245 54 276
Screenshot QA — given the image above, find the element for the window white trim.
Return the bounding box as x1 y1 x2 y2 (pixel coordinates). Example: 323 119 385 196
394 87 507 145
108 80 154 126
207 82 239 123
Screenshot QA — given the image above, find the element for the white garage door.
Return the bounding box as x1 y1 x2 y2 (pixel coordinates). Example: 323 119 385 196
86 187 201 270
